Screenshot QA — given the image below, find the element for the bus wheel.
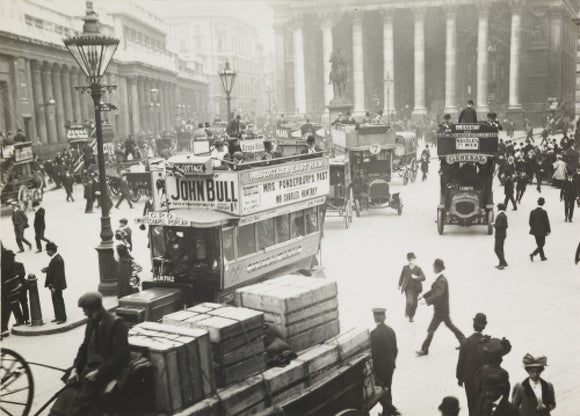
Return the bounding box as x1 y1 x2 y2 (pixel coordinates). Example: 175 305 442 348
487 210 494 235
437 209 445 235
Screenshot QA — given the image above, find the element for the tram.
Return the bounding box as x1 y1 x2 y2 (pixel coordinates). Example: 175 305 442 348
118 152 329 324
436 123 499 235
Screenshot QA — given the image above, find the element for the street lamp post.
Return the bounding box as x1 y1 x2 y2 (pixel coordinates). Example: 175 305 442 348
218 60 237 123
64 1 119 295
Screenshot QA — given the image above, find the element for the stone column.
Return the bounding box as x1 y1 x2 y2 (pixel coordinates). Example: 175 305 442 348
51 64 66 142
30 60 47 144
444 8 458 115
77 71 89 123
508 6 522 110
60 66 74 125
320 14 334 111
129 77 141 134
352 13 365 115
382 11 395 117
138 77 147 134
476 5 490 114
69 67 81 123
118 75 131 137
292 18 306 115
41 63 58 144
412 9 427 117
274 22 286 114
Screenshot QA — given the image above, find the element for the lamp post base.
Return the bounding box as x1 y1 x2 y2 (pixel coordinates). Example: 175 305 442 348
96 242 117 296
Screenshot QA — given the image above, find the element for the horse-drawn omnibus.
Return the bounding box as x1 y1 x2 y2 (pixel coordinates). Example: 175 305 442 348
118 153 329 324
436 123 499 235
0 141 43 208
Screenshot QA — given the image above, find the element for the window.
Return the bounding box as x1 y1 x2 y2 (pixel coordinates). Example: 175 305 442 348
275 215 290 243
223 228 234 261
256 219 275 250
305 207 319 234
25 15 33 27
34 18 43 29
237 224 256 257
290 211 305 238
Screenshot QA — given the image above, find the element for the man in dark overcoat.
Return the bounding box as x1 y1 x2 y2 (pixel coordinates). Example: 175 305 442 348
11 202 32 252
370 308 399 416
398 252 426 322
42 241 67 323
560 173 579 222
494 203 508 269
457 313 489 415
458 100 477 123
529 197 551 261
51 292 130 416
416 259 465 356
33 201 50 253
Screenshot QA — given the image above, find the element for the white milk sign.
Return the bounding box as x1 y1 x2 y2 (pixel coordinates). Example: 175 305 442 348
455 137 479 151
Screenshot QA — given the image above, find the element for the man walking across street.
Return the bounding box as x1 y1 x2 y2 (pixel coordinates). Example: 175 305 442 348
370 308 400 416
33 201 50 253
529 197 551 261
457 313 489 415
115 175 133 209
560 173 579 222
63 170 75 202
494 203 508 270
118 218 132 251
11 201 32 252
42 242 67 324
398 252 426 322
416 259 465 356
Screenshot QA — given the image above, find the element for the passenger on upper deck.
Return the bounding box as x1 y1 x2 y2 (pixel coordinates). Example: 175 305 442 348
211 138 228 168
363 112 372 124
226 114 242 138
193 123 208 140
331 113 345 126
301 135 322 156
486 113 503 130
343 112 357 125
458 100 477 123
262 139 281 163
276 114 286 127
439 114 453 133
300 118 314 136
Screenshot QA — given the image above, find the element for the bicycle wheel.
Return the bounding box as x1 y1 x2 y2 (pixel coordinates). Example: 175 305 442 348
1 348 34 416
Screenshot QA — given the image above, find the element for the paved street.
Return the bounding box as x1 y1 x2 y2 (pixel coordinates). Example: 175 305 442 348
2 149 579 415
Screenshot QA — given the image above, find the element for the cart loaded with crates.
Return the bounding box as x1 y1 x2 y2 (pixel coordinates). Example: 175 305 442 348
2 275 384 416
0 141 43 209
331 124 402 216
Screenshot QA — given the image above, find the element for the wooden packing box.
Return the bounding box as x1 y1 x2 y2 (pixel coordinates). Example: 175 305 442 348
261 359 307 404
138 321 216 397
287 318 340 352
214 352 267 388
323 327 370 360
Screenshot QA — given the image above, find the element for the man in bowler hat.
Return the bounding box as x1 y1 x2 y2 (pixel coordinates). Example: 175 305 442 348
459 100 477 123
529 197 551 261
398 252 426 322
457 313 489 415
438 396 460 416
42 241 67 323
494 204 508 269
416 259 465 356
370 308 400 416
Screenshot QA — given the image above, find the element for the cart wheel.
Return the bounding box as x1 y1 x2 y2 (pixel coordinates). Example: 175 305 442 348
17 186 31 211
410 164 418 183
334 410 366 416
487 210 494 235
129 187 141 203
1 348 34 416
403 170 409 185
437 209 445 235
108 179 120 196
31 188 43 203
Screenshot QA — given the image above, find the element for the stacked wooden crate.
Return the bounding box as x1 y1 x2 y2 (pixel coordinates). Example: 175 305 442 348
235 275 340 352
162 302 266 387
128 321 215 414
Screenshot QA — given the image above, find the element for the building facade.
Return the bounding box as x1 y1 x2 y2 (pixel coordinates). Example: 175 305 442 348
153 1 267 120
271 0 578 125
0 0 209 157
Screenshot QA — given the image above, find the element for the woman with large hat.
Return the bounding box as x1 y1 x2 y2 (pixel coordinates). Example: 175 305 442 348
512 354 556 416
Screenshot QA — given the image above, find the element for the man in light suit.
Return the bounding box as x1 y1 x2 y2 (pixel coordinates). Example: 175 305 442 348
529 197 551 261
458 100 477 123
42 241 67 323
494 203 508 269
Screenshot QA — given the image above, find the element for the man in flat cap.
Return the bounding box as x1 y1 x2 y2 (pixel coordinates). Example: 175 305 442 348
512 354 556 416
51 292 130 416
370 308 399 416
416 258 465 356
438 396 460 416
42 241 67 324
457 313 489 415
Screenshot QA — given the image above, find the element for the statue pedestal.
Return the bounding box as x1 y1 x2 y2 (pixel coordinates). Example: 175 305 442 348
327 98 353 126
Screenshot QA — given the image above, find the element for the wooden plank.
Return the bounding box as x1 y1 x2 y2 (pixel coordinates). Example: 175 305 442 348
215 336 265 366
271 382 307 405
288 319 340 352
215 326 264 355
173 396 219 416
215 353 267 387
187 302 225 314
162 310 198 326
176 335 204 403
262 359 306 393
268 308 339 338
217 375 266 415
262 297 339 326
297 344 339 375
176 342 196 407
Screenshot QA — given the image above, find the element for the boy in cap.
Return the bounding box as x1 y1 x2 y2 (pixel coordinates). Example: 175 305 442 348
370 308 399 416
398 252 426 322
416 258 465 356
457 313 488 414
438 396 460 416
512 354 556 416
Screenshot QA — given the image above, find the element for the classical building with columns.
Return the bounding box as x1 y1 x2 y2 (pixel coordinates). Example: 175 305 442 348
0 0 208 158
271 0 578 125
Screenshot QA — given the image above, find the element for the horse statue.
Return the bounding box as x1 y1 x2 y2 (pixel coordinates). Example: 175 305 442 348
329 50 348 100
